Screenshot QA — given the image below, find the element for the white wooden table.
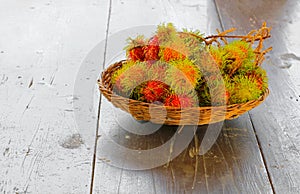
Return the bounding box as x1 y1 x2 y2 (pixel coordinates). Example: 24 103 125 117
1 0 299 193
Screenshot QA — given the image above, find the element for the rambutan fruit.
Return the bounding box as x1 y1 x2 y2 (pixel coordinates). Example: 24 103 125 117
144 35 160 61
132 80 170 103
125 35 147 61
164 94 197 108
165 59 201 94
229 75 262 104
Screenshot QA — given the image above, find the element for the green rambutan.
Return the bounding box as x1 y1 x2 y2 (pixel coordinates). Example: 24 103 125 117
196 83 211 106
196 74 230 106
156 23 177 45
195 50 221 77
111 61 135 93
246 68 268 91
209 45 225 69
180 29 205 58
165 59 201 94
112 61 147 95
222 40 255 75
147 61 167 82
206 75 227 106
229 75 262 104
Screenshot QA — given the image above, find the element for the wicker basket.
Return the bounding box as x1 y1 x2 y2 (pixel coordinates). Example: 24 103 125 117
98 23 271 125
98 60 269 125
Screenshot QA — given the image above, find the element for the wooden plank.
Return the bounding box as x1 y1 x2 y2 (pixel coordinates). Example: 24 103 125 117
93 0 273 193
0 0 110 193
214 0 300 193
151 116 273 193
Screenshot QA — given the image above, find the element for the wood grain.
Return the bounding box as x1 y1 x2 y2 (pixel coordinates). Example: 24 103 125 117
0 0 110 193
214 0 300 193
93 0 273 193
2 0 298 193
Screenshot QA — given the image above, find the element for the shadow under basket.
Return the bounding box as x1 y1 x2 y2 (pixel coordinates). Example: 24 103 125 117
98 61 269 126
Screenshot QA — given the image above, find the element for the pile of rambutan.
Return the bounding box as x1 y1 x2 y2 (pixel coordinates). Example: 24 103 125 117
111 23 268 108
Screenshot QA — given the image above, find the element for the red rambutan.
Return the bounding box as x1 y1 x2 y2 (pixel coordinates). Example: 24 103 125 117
164 94 196 108
125 35 147 61
140 80 170 103
144 36 160 61
128 46 145 61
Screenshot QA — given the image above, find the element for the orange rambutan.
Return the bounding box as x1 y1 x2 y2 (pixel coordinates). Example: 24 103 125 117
162 43 188 62
165 59 201 94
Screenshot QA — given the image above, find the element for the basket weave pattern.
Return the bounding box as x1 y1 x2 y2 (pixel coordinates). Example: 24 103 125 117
99 61 269 125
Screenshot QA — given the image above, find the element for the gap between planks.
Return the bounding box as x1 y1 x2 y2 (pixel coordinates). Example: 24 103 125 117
249 114 276 194
89 0 113 193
